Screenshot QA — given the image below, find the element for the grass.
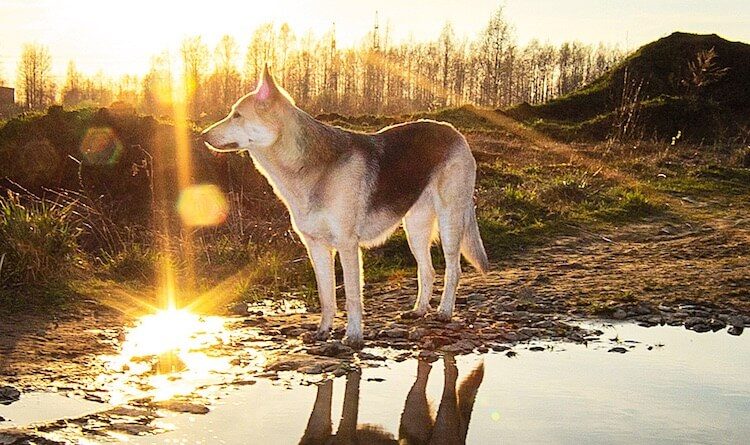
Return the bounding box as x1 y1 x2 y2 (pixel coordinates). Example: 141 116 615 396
1 103 747 315
0 191 83 310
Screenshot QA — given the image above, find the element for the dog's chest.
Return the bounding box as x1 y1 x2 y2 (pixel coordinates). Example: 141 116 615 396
292 208 338 244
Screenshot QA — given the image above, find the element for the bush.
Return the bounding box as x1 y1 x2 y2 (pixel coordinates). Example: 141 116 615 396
0 191 83 292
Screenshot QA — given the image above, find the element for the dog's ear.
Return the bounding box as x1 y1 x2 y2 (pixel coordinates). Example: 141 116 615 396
255 64 279 102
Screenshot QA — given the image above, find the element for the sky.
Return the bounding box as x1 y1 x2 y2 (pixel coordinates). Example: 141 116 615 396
1 0 749 86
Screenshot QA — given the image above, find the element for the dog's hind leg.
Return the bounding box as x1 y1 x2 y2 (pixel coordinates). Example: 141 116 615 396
435 165 470 322
402 196 436 319
305 239 336 340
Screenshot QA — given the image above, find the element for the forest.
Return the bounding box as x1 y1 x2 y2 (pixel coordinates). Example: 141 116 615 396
4 7 624 119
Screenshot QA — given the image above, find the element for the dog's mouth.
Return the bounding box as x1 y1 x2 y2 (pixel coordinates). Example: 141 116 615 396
203 141 241 153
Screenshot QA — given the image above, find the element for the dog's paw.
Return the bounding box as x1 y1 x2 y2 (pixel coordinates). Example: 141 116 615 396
342 335 365 350
435 310 453 322
314 328 331 341
401 309 427 320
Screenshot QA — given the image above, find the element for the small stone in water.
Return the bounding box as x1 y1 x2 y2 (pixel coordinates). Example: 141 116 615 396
0 386 21 404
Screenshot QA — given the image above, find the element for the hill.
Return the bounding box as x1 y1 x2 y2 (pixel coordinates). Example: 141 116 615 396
507 32 750 141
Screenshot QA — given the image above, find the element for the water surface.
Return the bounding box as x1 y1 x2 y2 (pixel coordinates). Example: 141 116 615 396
2 323 749 444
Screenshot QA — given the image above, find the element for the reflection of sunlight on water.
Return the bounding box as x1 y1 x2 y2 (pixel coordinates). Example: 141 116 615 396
100 308 265 405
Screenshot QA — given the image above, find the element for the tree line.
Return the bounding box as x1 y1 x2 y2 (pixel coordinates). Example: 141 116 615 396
11 7 625 119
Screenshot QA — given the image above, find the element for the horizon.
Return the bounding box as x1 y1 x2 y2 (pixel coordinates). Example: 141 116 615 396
1 0 750 87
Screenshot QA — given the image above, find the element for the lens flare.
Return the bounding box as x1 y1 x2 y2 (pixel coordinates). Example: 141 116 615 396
80 127 123 166
176 184 229 227
18 139 60 183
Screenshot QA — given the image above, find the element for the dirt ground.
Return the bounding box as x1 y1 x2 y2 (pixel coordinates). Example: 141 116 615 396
1 128 749 445
1 206 747 393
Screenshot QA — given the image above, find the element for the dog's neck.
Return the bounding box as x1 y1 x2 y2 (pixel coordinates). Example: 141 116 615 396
248 108 345 215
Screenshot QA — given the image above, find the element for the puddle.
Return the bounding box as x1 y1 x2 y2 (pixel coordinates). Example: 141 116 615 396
0 393 108 426
2 323 749 444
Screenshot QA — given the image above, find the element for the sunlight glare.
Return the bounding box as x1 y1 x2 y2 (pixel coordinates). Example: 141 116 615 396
103 306 236 404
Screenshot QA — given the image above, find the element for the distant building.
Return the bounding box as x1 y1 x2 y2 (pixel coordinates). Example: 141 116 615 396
0 86 14 106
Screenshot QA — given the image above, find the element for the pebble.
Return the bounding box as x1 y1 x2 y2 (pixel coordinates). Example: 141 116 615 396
418 350 439 363
728 326 744 336
152 400 210 414
357 352 386 361
608 347 628 353
728 316 745 328
612 309 628 320
0 386 21 404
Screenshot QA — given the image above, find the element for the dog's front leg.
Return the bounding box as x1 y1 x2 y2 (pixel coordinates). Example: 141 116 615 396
339 243 364 349
306 240 336 340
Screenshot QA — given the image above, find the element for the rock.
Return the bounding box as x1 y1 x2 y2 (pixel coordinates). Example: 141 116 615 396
153 352 186 374
280 326 303 336
308 341 353 358
357 352 386 361
505 350 517 358
499 332 518 342
243 317 267 326
408 328 429 341
709 319 726 331
153 400 210 414
728 326 744 336
491 345 510 352
529 346 545 352
422 336 453 350
418 350 439 363
394 352 412 362
445 322 464 331
441 340 475 354
382 328 408 339
367 377 385 382
685 318 711 333
685 317 706 328
229 302 249 315
608 347 628 353
612 309 627 320
728 316 745 328
0 386 20 404
298 364 324 374
300 331 316 344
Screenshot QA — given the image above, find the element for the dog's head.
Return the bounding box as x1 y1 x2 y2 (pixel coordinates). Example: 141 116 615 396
202 66 292 153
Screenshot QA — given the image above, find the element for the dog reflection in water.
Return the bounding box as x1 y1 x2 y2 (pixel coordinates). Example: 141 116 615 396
299 355 484 445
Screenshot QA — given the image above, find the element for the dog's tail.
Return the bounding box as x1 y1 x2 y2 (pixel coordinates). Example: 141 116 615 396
461 204 490 273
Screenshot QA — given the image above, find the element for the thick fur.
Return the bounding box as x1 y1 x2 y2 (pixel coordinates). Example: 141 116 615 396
202 67 489 348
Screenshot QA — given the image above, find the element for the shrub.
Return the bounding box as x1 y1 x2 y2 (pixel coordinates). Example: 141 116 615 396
0 191 83 293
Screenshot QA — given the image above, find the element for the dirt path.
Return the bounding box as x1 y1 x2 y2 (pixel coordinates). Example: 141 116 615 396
2 207 746 395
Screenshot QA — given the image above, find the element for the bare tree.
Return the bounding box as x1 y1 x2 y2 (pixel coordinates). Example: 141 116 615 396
17 43 54 110
180 36 210 115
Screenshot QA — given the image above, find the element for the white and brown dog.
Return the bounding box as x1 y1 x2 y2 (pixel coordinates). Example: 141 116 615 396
202 67 488 348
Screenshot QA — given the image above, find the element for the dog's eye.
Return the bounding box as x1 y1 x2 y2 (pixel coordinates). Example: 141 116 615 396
232 112 241 119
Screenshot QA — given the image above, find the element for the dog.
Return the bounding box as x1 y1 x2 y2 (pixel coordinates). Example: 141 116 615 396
202 66 489 348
